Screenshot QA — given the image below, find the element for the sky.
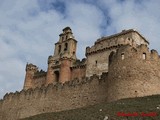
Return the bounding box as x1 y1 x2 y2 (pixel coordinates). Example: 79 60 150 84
0 0 160 99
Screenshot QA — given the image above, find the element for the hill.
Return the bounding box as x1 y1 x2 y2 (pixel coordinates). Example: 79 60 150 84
21 95 160 120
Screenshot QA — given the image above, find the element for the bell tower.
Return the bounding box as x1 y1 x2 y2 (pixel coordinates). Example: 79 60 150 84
46 27 77 85
54 26 77 60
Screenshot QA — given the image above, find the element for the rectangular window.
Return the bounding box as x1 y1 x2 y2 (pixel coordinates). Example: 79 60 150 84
58 45 61 53
143 53 146 59
121 53 124 60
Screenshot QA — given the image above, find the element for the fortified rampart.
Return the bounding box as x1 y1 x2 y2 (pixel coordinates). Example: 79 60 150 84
107 44 160 102
0 27 160 120
0 73 108 120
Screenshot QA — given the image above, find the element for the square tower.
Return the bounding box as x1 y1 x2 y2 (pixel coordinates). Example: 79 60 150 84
46 27 77 85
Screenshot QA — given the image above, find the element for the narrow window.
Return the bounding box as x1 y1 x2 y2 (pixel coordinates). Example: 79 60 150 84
66 35 68 40
62 36 64 41
143 53 146 59
95 60 97 65
54 71 59 82
109 51 115 65
58 45 61 53
135 91 138 97
121 53 124 60
64 43 68 51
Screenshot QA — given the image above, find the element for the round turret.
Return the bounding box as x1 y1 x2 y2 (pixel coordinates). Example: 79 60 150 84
107 45 160 102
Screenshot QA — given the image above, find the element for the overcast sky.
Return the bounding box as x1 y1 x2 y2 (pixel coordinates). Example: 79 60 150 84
0 0 160 99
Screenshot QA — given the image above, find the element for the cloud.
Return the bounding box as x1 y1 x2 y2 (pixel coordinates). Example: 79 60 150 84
100 0 160 50
0 0 160 99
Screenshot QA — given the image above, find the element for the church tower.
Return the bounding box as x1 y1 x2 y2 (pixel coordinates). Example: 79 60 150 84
46 27 77 85
54 27 77 59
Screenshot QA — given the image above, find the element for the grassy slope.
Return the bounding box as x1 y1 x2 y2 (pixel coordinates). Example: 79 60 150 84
21 95 160 120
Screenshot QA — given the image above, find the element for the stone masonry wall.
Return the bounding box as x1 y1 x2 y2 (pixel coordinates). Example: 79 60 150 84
71 67 86 80
86 49 116 77
59 59 72 83
0 74 108 120
33 75 46 88
107 44 160 102
1 44 160 120
85 30 148 77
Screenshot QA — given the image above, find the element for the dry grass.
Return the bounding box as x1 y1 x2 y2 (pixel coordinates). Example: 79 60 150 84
21 95 160 120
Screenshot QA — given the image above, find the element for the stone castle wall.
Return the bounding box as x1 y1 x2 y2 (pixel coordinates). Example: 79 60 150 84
28 70 46 89
71 66 86 80
1 28 160 120
0 74 108 120
1 44 160 120
33 75 46 88
31 70 46 88
71 59 86 80
107 44 160 102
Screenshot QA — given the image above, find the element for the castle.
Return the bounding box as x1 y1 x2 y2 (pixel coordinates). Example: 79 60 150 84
23 27 149 89
0 27 160 120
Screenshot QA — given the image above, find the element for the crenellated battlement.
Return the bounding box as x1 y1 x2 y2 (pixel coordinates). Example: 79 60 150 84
3 73 107 102
33 70 47 79
86 44 122 56
2 73 107 102
71 58 86 69
0 73 109 120
109 44 160 63
107 44 160 102
25 63 38 72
